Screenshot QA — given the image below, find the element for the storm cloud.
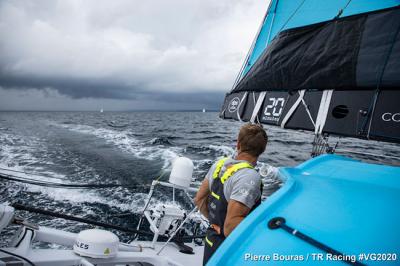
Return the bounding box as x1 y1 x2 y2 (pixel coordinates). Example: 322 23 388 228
0 0 268 110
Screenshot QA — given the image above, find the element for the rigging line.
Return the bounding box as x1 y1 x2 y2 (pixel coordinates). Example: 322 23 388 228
335 0 353 19
311 134 327 157
0 173 148 189
318 90 333 134
0 167 60 177
133 171 166 239
311 133 336 157
0 248 36 266
278 0 307 32
231 0 273 89
266 0 280 44
281 90 305 128
236 92 248 122
0 167 101 184
366 20 400 138
0 167 122 181
329 136 342 154
300 97 316 127
12 202 154 236
314 90 333 134
250 92 267 123
11 203 205 241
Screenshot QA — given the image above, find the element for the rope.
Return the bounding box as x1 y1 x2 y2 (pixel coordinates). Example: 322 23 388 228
0 170 148 189
279 0 307 32
365 20 400 138
236 92 248 122
311 134 336 157
250 92 267 123
300 97 316 128
315 90 333 135
281 90 305 128
231 0 273 89
266 0 280 43
132 171 166 239
11 203 205 241
0 248 36 266
335 0 353 19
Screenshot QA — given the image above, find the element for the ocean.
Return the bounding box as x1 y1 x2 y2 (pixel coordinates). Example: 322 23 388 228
0 111 399 246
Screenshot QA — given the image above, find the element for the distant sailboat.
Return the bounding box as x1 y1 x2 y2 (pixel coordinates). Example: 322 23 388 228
202 108 206 113
100 109 104 113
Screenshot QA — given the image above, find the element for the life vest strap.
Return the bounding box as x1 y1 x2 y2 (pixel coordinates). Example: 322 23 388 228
220 162 253 184
212 158 228 179
211 191 220 200
205 236 213 247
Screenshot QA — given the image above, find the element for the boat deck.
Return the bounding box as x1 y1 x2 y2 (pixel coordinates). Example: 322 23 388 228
208 155 400 265
1 241 204 266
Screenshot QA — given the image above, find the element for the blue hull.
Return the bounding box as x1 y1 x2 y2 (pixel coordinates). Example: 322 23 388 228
208 155 400 265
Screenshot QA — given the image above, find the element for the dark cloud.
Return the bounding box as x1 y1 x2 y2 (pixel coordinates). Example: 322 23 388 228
0 73 139 99
0 86 224 111
0 0 267 110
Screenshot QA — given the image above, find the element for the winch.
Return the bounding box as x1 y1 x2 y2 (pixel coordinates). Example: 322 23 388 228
148 204 186 236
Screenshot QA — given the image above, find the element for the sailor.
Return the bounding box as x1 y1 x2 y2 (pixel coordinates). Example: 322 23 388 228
195 123 268 265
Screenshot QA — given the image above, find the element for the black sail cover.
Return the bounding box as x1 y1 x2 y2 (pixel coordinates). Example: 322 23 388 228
220 6 400 143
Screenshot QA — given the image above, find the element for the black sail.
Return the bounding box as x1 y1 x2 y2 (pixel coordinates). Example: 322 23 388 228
220 5 400 143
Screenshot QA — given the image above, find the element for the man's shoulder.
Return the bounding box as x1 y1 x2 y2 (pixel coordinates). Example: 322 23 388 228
234 167 260 180
227 166 261 187
209 157 231 171
225 166 262 208
211 157 236 172
206 157 233 181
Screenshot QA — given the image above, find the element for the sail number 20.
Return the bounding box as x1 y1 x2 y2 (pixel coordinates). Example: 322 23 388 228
264 97 285 117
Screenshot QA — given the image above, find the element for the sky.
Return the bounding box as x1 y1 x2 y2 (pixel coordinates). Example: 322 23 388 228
0 0 268 111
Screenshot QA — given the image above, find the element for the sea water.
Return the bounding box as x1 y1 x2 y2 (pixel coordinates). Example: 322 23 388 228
0 111 399 245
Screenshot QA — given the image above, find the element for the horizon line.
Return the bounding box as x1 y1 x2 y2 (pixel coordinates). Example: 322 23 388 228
0 109 220 112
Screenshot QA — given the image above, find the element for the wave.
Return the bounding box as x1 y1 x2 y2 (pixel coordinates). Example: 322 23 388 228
56 123 139 147
0 133 46 170
186 144 234 157
147 137 173 146
273 139 309 146
53 123 181 169
208 145 235 156
0 133 115 208
0 130 150 212
107 121 129 128
197 135 225 140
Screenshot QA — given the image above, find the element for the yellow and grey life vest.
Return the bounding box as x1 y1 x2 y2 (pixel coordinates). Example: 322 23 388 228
207 157 261 236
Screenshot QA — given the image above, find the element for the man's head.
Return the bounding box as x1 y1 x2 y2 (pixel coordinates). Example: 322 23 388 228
237 123 268 158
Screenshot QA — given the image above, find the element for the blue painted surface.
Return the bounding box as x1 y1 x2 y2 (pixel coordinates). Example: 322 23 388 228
207 155 400 265
242 0 400 75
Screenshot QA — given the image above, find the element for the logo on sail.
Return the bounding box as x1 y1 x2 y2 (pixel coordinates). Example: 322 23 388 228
228 97 240 113
262 97 285 122
382 112 400 122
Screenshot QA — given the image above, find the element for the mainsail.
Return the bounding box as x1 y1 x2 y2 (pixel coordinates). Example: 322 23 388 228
221 0 400 144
